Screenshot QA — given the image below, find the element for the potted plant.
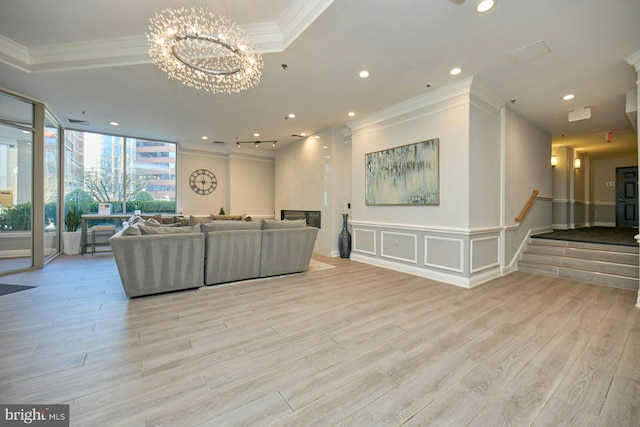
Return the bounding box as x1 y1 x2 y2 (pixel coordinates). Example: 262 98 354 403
63 204 82 255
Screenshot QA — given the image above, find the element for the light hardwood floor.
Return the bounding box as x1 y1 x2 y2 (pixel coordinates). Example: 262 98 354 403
0 254 638 426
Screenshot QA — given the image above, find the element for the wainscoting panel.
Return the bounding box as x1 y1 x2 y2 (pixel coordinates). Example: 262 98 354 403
381 231 418 264
424 236 464 273
349 221 506 288
353 228 376 255
470 236 500 273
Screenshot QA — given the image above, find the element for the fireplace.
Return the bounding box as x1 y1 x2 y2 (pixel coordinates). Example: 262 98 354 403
281 210 321 229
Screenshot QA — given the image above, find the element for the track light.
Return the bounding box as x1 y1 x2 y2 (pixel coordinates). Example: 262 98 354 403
229 139 277 147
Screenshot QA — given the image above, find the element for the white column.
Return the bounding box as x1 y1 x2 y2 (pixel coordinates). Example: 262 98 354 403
626 51 640 308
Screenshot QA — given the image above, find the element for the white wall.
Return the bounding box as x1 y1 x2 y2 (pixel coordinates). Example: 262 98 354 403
229 154 275 218
347 78 509 288
275 127 340 256
505 108 552 222
351 91 471 228
469 91 502 228
503 107 552 269
177 147 275 217
177 148 228 215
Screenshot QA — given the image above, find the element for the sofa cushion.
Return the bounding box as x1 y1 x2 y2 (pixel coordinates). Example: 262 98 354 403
139 224 201 235
261 219 307 229
202 220 261 233
212 214 247 221
189 215 213 226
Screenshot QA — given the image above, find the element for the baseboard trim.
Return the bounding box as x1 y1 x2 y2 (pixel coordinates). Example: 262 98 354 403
351 253 472 288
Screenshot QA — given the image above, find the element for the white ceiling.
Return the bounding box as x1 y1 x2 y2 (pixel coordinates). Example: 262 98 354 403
0 0 638 158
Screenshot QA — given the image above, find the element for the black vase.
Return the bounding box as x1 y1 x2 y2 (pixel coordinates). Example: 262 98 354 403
338 213 351 258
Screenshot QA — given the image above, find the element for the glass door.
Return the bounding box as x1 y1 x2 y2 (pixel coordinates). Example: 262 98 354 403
0 92 34 273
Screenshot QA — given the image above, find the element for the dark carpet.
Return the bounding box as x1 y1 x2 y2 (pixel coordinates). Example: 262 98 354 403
534 227 638 247
0 284 36 296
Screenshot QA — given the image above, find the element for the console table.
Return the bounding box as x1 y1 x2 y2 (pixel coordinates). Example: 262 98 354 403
81 214 130 255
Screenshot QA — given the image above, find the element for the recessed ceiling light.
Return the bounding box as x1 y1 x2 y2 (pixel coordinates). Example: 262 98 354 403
315 136 320 139
562 94 575 101
348 111 356 117
110 121 119 126
359 70 370 78
450 67 462 76
201 136 208 140
288 113 296 119
253 133 260 137
476 0 495 13
323 145 328 149
300 132 307 136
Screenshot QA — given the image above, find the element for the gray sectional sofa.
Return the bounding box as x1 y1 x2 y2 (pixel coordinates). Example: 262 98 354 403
110 218 318 297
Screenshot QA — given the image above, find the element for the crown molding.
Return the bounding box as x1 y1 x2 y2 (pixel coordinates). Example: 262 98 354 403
625 50 640 72
279 0 334 49
0 34 30 72
347 77 475 132
0 0 332 73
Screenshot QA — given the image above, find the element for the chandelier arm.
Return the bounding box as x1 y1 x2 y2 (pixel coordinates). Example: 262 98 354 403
172 33 241 76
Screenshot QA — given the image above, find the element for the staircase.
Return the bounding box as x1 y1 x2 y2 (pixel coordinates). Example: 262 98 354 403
517 237 639 290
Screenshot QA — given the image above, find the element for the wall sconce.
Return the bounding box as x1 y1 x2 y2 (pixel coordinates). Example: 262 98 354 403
574 158 581 169
551 156 558 167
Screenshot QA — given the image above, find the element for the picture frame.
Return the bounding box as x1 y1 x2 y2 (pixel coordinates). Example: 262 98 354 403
98 203 112 215
365 138 439 206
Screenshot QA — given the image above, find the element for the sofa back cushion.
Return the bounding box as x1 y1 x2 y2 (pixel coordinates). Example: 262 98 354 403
139 224 201 235
202 220 261 233
261 219 307 229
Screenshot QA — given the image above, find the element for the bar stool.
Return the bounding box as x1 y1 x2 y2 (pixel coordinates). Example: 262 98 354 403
91 225 116 255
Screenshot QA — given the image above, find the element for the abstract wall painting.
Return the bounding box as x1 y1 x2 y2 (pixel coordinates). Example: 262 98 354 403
365 138 439 206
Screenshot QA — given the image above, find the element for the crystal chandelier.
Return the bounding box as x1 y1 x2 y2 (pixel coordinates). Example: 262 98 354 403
147 5 263 94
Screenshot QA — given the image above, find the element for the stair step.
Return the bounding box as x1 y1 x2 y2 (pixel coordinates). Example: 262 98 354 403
518 237 639 291
517 260 639 290
529 237 639 254
525 243 639 265
519 253 638 278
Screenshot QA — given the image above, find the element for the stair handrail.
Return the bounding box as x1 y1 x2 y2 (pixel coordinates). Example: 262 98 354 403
515 190 539 223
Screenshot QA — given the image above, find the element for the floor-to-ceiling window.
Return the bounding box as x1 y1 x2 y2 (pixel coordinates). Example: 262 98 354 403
44 111 60 259
64 130 176 214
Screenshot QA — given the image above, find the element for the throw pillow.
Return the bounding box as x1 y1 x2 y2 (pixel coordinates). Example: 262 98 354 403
139 224 201 235
189 215 214 226
128 215 161 226
121 224 142 236
160 216 176 225
261 219 307 229
175 216 190 226
142 214 162 223
212 214 247 221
